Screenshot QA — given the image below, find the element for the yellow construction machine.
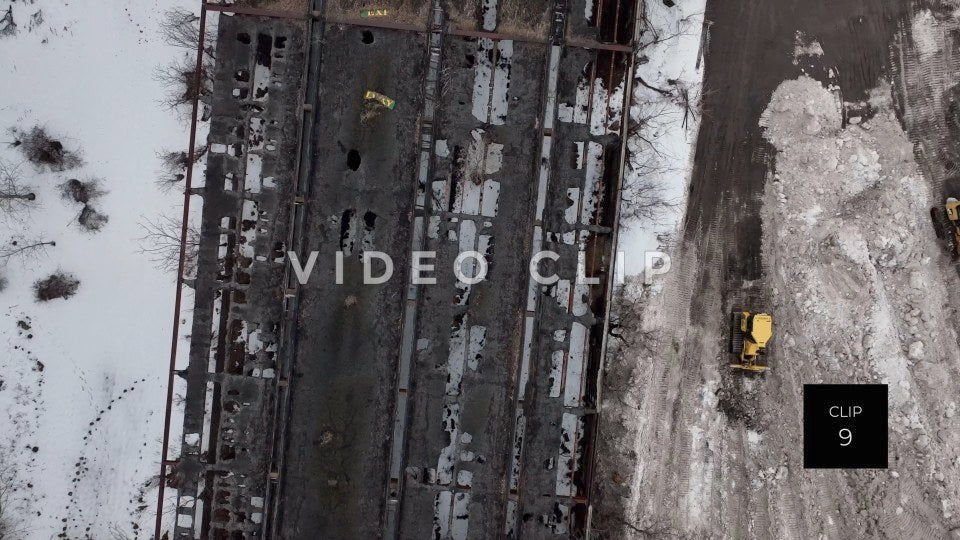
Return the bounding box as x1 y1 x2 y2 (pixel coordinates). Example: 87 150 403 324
931 197 960 259
729 311 772 372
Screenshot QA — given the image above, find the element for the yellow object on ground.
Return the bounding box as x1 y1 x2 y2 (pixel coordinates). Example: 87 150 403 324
364 90 396 110
729 311 772 372
931 197 960 259
360 9 389 17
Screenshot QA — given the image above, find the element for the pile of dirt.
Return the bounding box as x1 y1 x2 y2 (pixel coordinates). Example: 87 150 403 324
760 75 960 534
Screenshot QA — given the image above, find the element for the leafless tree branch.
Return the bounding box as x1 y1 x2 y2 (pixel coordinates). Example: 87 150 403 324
0 160 35 219
137 214 200 278
0 236 55 263
0 454 25 539
160 8 215 59
156 146 207 194
154 57 213 114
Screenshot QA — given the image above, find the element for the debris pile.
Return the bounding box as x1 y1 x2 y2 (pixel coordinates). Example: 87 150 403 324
760 76 960 526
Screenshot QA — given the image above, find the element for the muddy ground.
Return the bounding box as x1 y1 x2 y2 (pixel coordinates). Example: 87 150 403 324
594 0 960 538
446 0 550 36
275 23 426 539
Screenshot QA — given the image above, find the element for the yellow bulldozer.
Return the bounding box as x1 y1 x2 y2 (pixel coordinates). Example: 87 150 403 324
930 197 960 259
729 311 772 372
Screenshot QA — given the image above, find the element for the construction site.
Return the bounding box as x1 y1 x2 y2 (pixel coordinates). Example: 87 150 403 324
152 0 960 539
593 0 960 539
158 0 639 537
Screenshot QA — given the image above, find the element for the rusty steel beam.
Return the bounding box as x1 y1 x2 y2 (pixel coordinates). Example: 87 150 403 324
325 13 634 52
584 2 644 535
566 39 632 52
326 14 428 32
203 2 308 19
155 5 208 540
264 0 326 535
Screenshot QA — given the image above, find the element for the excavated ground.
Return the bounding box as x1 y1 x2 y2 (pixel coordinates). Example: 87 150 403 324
594 1 960 539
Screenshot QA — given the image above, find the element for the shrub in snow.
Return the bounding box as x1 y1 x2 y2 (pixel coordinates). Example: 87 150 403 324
58 179 108 232
27 9 42 32
155 59 212 112
0 275 7 292
160 8 214 55
156 146 206 193
59 178 104 205
78 205 109 231
33 271 80 302
0 6 15 37
11 126 83 171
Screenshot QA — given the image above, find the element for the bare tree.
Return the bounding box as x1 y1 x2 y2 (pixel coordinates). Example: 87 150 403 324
0 463 9 540
0 237 55 262
0 238 56 295
628 99 674 155
0 486 10 537
0 238 46 294
156 146 207 193
137 214 200 278
0 160 35 218
636 7 701 50
159 8 215 59
156 8 215 119
108 522 134 540
619 164 676 225
617 94 690 226
154 57 213 113
0 454 24 539
665 79 702 130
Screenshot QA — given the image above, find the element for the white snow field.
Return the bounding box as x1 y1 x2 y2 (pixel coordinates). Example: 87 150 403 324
0 1 198 537
618 0 705 276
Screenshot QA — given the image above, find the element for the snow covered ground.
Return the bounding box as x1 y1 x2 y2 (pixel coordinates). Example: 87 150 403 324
0 1 198 537
618 0 705 275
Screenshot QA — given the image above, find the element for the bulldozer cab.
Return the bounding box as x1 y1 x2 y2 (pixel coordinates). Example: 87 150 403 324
946 197 960 221
931 197 960 259
730 311 772 372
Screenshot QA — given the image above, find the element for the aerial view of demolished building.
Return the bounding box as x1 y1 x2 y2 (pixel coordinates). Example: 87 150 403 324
1 0 960 539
